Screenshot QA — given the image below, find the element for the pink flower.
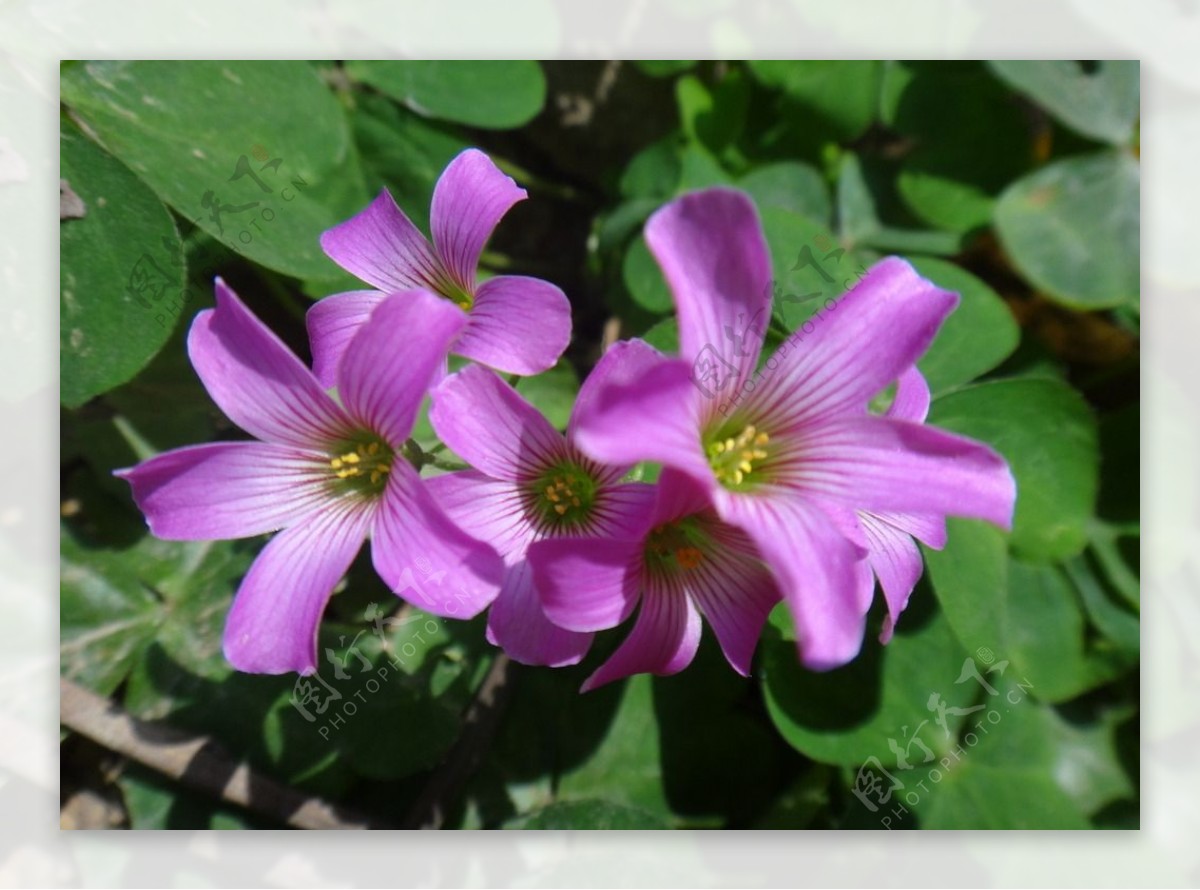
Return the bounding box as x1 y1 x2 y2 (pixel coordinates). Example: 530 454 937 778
307 149 571 385
571 188 1016 670
117 281 504 674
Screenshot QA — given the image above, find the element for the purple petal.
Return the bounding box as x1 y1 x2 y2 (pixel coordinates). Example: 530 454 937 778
785 416 1017 530
684 521 782 676
750 258 958 429
871 510 947 550
320 189 444 293
431 149 526 292
424 471 535 558
569 338 667 445
371 462 504 618
485 560 593 667
527 536 643 632
306 290 384 389
452 275 571 376
860 512 925 644
644 188 772 394
115 442 327 541
223 501 372 674
886 366 931 424
429 364 564 482
188 280 352 448
571 354 714 487
590 481 659 538
714 490 872 670
581 579 703 692
338 290 468 446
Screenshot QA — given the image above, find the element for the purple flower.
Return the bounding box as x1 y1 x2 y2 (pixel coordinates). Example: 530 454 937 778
425 344 657 667
571 188 1016 670
116 281 504 675
307 149 571 386
528 468 782 692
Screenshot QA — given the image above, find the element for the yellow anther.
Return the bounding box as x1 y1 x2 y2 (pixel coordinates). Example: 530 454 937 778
675 547 703 570
754 432 769 446
331 457 343 470
739 460 753 473
554 504 568 515
344 452 360 464
367 442 380 456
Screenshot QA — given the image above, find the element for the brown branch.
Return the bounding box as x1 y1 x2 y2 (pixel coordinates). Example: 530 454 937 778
60 677 390 830
402 653 515 829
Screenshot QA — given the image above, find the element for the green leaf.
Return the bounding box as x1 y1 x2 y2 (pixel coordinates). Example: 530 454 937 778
994 151 1139 309
988 60 1139 145
928 378 1099 561
738 162 831 225
622 234 673 314
908 256 1019 394
640 316 680 354
346 61 546 130
117 765 261 829
505 799 671 829
61 61 369 281
675 69 749 154
515 361 581 430
619 137 682 200
747 61 882 140
761 596 975 768
60 119 185 407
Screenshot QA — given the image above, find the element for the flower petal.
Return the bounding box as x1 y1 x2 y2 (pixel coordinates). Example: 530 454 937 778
429 364 564 482
860 512 925 644
581 578 703 693
371 462 504 618
527 536 643 632
750 258 958 430
305 290 385 388
424 471 535 558
644 188 772 394
115 442 327 541
338 290 468 445
452 275 571 376
886 366 931 424
223 501 372 674
786 416 1017 530
319 189 444 293
569 338 668 445
571 354 714 487
485 560 593 667
714 490 871 670
188 280 352 448
430 149 526 291
870 510 947 550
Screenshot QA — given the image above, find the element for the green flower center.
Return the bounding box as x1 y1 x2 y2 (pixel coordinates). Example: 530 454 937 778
436 274 475 311
327 435 395 496
704 422 771 490
528 461 599 531
644 516 707 578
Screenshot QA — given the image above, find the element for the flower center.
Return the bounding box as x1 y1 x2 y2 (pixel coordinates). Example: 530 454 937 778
644 517 706 577
328 436 394 495
435 275 475 311
705 423 770 489
528 461 599 531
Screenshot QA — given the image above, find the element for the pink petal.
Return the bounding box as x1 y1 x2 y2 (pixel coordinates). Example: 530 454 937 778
338 290 468 446
430 149 527 292
750 257 958 430
319 189 445 293
429 364 564 483
860 512 926 644
371 462 504 619
644 188 772 397
571 354 714 488
714 490 872 670
870 510 947 550
589 481 659 538
569 338 668 445
485 560 593 667
115 442 327 541
785 416 1017 530
424 471 535 559
527 536 643 632
223 501 372 674
188 280 352 448
306 290 385 389
886 366 931 424
581 579 703 693
453 275 571 376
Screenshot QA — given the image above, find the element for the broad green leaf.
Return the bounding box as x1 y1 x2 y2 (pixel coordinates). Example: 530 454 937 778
675 69 748 154
908 256 1019 394
61 61 368 281
623 234 673 313
747 61 882 140
1063 553 1140 659
738 161 831 225
346 61 546 129
506 799 671 829
60 119 184 407
619 137 682 200
761 597 975 767
516 360 581 430
929 378 1099 561
994 152 1139 309
988 60 1139 145
640 316 680 354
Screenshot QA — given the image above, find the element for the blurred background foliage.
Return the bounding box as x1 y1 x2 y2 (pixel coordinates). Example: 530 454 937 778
59 60 1138 830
